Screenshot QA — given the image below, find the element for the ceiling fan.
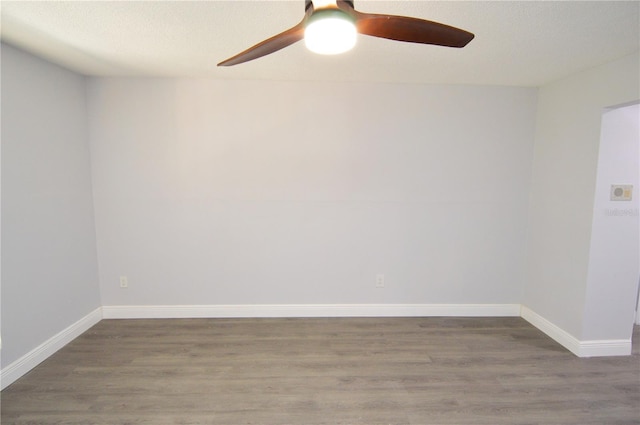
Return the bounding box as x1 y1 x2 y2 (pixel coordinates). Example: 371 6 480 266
218 0 474 67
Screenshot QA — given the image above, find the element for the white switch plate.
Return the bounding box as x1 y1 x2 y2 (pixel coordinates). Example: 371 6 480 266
610 185 632 201
119 276 128 288
376 274 385 288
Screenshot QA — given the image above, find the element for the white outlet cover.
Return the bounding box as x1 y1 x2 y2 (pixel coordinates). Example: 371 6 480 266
610 185 632 201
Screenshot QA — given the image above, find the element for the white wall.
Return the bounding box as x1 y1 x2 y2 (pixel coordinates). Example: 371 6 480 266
583 103 639 340
87 79 537 308
1 44 101 368
524 53 640 340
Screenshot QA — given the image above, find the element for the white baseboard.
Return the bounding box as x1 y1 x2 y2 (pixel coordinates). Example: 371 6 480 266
520 305 631 357
578 339 632 357
1 303 631 390
0 307 103 390
520 305 582 356
101 303 522 319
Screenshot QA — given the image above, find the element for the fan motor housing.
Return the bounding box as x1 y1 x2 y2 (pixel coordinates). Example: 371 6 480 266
305 1 355 12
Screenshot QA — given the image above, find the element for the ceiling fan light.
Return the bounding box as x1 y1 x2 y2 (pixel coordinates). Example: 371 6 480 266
304 10 356 55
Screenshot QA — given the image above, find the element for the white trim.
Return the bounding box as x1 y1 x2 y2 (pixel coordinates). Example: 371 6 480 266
1 303 632 390
520 305 582 356
101 303 522 319
520 305 631 357
578 339 632 357
0 307 103 390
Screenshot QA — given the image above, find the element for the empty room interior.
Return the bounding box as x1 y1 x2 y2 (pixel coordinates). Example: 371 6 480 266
1 1 639 423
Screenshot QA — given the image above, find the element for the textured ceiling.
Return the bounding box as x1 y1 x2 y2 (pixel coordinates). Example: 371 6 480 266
1 1 639 86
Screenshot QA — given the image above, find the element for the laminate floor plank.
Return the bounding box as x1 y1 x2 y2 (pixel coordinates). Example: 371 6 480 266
2 317 639 424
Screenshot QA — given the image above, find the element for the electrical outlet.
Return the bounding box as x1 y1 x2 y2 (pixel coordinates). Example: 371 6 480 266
119 276 128 288
376 273 385 288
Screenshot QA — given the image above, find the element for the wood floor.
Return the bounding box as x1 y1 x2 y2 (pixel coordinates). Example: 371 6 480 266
2 317 639 424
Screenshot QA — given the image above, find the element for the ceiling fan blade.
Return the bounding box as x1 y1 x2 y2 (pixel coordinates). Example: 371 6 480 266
354 13 474 48
218 21 306 67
